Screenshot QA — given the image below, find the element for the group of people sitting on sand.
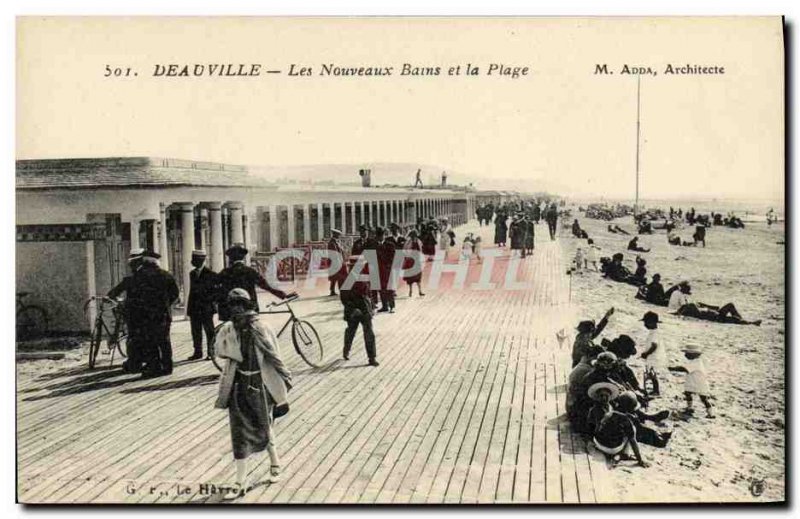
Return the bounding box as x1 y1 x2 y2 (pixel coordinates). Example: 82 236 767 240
567 307 716 468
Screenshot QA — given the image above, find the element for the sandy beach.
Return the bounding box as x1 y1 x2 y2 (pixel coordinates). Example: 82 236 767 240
560 205 785 502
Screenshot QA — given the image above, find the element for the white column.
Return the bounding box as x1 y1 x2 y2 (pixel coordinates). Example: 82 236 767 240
158 204 170 271
303 204 312 244
130 218 140 251
179 202 195 308
340 202 347 234
208 202 223 271
269 205 279 251
199 207 208 251
350 202 357 234
287 204 296 245
229 202 244 244
317 202 324 241
246 210 258 260
360 201 366 224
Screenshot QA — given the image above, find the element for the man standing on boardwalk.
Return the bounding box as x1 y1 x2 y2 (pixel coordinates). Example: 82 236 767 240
217 243 295 321
341 256 379 366
545 202 559 240
110 249 180 379
375 227 397 313
107 248 145 373
327 228 347 296
186 250 219 361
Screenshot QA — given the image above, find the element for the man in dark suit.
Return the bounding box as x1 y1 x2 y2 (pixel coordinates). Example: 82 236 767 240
217 243 295 321
186 250 219 361
110 249 180 378
107 248 145 373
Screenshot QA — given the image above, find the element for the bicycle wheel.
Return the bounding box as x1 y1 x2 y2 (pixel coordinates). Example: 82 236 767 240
16 305 48 341
114 319 128 358
210 322 227 372
291 319 324 368
88 320 103 369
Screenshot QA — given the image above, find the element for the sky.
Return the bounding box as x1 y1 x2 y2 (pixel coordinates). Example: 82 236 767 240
16 17 785 202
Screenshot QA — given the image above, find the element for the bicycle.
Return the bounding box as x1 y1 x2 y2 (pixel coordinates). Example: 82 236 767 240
16 292 49 341
211 294 323 371
83 296 128 369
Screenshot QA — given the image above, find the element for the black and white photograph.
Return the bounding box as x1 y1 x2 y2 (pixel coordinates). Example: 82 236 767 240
12 15 786 505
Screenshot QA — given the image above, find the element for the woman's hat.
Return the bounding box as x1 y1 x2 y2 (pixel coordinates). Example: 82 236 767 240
227 288 251 302
681 344 703 354
617 390 641 412
588 382 621 402
576 320 595 333
608 334 637 358
331 228 342 235
591 351 618 367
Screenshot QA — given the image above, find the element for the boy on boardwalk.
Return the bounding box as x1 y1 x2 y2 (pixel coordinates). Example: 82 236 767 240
669 344 715 418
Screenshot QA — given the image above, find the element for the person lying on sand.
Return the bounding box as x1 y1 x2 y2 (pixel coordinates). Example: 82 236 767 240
602 253 647 287
608 224 630 235
627 237 651 253
668 344 715 419
668 283 762 326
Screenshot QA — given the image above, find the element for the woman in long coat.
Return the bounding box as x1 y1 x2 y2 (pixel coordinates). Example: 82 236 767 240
402 230 425 297
215 288 292 499
494 213 508 247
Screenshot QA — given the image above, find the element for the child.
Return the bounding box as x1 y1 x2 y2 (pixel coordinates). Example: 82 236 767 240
461 233 474 261
585 239 601 271
573 247 586 272
473 235 483 263
640 311 666 397
669 344 714 418
586 383 650 468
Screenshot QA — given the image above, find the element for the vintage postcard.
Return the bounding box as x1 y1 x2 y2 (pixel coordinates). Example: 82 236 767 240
15 16 785 504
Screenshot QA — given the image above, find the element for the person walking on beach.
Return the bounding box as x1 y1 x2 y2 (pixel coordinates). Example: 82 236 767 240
341 256 379 366
215 288 292 499
186 250 219 361
669 344 715 418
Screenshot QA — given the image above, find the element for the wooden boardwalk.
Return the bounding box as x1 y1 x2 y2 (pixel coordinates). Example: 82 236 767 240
17 222 612 504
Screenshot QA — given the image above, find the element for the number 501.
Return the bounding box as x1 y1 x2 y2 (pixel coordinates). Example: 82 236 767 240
104 65 135 77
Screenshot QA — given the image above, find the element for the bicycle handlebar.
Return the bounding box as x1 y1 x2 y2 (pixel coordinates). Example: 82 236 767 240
261 293 299 311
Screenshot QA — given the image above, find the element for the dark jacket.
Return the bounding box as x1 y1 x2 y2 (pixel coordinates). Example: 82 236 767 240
108 263 179 325
217 261 287 320
187 267 219 317
340 280 374 321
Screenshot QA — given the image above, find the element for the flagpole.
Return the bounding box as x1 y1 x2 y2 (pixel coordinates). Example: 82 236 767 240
635 75 641 218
